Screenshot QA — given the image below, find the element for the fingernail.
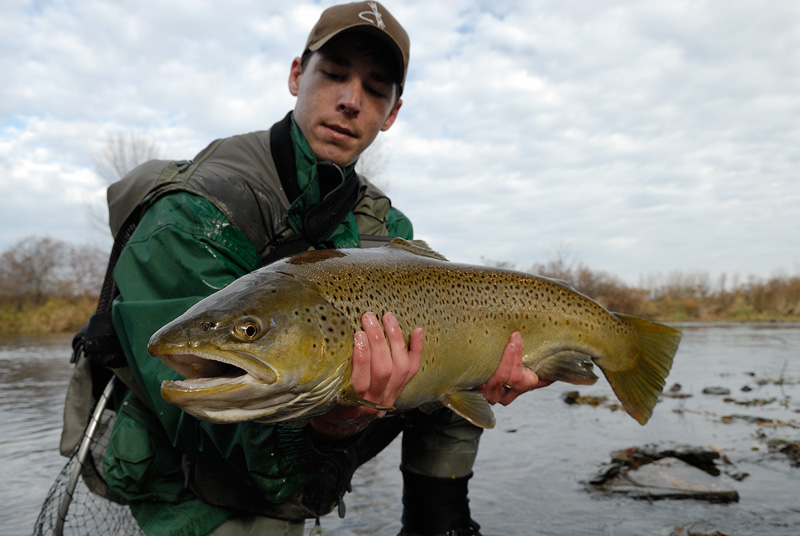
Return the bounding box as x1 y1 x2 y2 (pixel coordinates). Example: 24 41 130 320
363 312 378 325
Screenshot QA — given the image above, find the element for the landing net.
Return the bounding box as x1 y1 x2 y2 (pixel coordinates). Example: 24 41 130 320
32 378 144 536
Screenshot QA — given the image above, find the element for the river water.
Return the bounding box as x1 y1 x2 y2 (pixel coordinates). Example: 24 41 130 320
2 324 799 535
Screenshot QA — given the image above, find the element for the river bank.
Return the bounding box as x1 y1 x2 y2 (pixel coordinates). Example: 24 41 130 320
0 296 96 336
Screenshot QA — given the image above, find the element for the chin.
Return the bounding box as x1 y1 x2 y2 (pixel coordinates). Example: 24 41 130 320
315 149 356 168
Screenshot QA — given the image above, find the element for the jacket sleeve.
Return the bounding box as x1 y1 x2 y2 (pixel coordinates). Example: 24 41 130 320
387 206 414 240
109 192 331 504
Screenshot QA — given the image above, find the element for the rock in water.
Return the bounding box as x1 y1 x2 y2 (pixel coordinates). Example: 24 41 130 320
599 457 739 503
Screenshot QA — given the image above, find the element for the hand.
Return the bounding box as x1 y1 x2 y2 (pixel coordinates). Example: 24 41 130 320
310 312 423 441
477 332 552 405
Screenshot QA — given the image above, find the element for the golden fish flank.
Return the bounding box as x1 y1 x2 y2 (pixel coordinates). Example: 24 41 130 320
148 239 681 428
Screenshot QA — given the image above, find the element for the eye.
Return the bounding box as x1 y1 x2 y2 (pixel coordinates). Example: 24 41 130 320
323 70 345 81
233 317 263 341
365 85 386 98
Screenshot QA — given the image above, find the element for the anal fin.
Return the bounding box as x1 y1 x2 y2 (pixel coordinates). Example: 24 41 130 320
532 351 598 385
442 391 496 429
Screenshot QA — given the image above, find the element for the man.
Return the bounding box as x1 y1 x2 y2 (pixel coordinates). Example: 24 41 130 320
101 3 547 535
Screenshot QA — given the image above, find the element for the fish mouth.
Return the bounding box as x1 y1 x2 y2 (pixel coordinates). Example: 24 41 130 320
157 352 349 424
159 349 278 389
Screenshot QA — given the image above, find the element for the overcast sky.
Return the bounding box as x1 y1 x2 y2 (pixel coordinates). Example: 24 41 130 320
2 0 798 285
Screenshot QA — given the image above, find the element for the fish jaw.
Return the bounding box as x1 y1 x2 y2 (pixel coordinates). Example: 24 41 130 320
158 348 278 385
157 347 349 423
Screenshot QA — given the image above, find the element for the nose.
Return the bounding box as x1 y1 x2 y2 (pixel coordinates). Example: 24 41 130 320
337 79 362 116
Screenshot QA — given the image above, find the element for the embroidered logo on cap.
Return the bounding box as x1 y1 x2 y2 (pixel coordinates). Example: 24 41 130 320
358 1 386 29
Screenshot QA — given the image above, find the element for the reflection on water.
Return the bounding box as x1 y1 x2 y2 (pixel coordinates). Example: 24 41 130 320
2 325 800 536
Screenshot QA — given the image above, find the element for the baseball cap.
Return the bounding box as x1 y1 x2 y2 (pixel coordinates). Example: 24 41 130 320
304 2 410 95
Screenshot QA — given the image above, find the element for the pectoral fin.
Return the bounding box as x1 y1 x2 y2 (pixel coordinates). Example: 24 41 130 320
339 391 395 412
442 391 496 429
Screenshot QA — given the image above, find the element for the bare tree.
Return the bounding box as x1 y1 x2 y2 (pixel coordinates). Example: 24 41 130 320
93 131 162 184
355 136 391 192
0 237 66 304
0 237 108 303
64 243 108 297
88 132 163 232
527 241 581 282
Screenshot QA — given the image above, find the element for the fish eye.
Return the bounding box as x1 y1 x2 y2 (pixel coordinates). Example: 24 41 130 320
234 317 262 341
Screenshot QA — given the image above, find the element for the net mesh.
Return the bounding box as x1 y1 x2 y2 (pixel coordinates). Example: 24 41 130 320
32 405 144 536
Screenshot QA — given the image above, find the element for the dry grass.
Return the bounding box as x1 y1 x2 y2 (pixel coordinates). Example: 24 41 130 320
0 296 97 335
1 263 799 336
487 256 800 323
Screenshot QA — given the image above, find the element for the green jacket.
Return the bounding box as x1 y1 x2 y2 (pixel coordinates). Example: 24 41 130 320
104 114 412 535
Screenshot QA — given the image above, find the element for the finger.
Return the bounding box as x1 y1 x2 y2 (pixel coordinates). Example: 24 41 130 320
490 335 517 389
476 332 520 405
351 330 371 394
380 312 413 400
499 382 524 405
382 312 407 356
362 311 393 397
521 368 541 389
383 312 410 371
407 327 423 376
504 332 524 387
502 363 537 404
362 312 386 346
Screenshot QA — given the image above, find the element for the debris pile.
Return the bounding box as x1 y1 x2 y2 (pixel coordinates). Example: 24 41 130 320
589 444 740 503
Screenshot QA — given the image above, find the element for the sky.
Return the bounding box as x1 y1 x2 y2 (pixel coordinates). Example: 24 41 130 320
2 0 799 286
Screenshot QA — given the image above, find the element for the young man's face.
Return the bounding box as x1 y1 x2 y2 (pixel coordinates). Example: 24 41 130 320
289 33 403 167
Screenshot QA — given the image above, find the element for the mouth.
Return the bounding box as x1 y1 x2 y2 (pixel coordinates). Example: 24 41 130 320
323 123 357 140
155 351 348 424
159 350 278 388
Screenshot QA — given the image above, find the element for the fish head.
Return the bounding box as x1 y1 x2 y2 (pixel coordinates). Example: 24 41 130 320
148 269 354 423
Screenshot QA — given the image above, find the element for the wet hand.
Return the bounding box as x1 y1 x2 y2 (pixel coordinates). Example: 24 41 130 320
310 312 422 440
477 332 552 405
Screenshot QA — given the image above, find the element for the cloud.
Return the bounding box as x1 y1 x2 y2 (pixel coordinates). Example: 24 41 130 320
1 0 798 284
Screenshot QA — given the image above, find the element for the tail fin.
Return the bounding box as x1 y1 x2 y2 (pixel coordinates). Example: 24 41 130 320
604 314 682 425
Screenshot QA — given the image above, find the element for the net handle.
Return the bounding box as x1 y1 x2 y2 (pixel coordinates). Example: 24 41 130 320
54 376 116 535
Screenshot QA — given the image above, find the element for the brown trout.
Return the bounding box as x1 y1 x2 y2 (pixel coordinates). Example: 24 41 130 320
148 239 681 428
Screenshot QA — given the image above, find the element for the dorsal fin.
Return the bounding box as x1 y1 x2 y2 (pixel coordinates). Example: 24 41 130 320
389 238 448 261
544 276 578 292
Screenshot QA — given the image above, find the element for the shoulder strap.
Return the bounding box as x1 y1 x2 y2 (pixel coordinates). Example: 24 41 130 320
71 211 140 372
270 113 301 203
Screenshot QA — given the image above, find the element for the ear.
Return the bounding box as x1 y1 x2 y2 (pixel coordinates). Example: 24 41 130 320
380 98 403 132
288 57 302 97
